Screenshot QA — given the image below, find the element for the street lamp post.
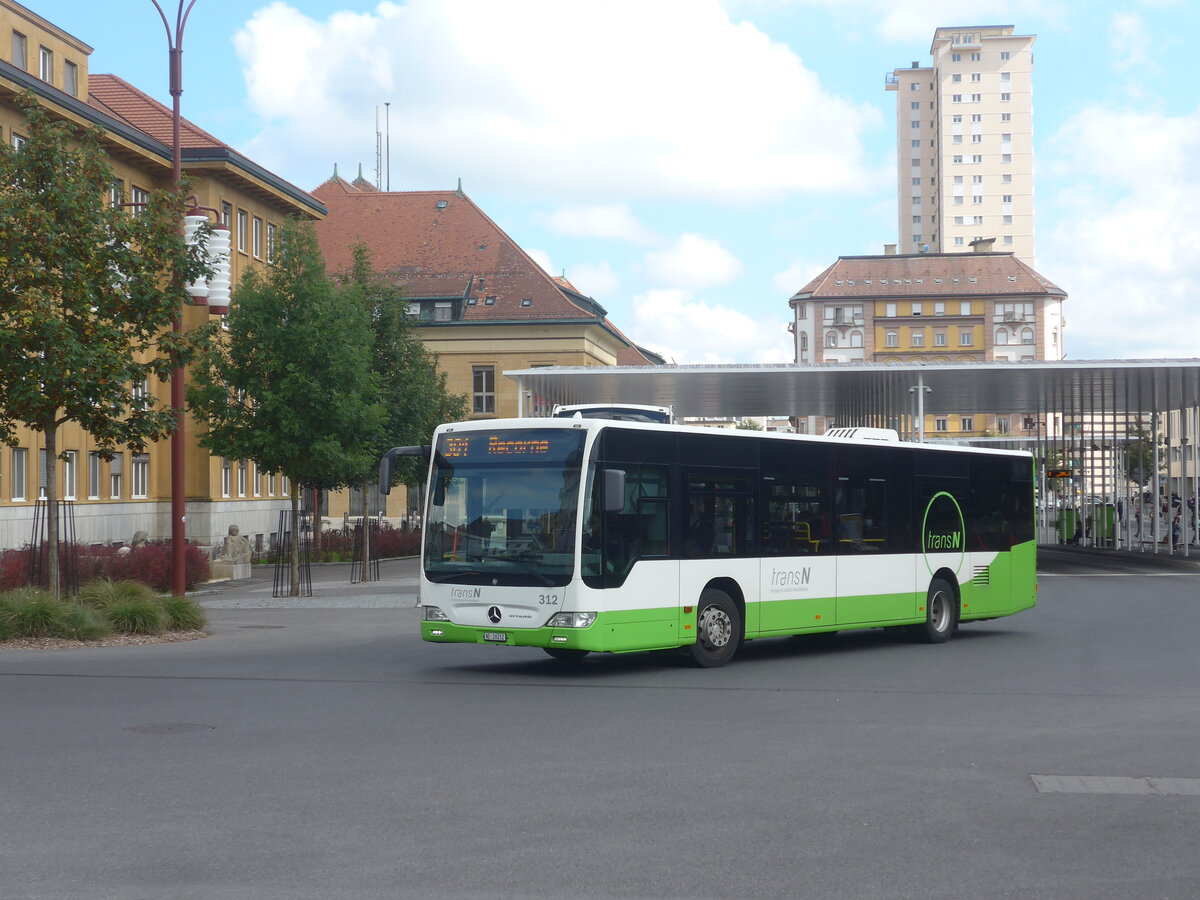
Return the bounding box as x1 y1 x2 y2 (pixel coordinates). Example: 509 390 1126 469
151 0 200 598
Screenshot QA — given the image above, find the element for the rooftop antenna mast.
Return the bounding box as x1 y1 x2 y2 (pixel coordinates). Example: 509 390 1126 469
374 106 382 189
385 101 391 191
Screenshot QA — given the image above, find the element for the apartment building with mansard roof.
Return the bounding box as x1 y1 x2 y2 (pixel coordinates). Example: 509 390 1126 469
1 0 324 552
887 25 1036 265
788 243 1065 438
311 173 662 421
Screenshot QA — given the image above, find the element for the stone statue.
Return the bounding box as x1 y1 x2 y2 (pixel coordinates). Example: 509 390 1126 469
118 530 150 556
215 524 252 564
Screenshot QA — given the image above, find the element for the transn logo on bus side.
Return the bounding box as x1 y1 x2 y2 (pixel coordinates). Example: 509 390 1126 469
925 532 962 550
770 567 811 587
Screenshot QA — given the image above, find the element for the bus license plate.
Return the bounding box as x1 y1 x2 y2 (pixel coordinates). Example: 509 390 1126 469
483 632 507 642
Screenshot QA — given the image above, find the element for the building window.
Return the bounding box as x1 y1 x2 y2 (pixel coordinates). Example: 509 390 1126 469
63 60 79 97
11 448 27 501
1001 51 1011 61
960 417 974 431
252 462 261 497
238 460 247 497
910 101 920 110
1001 72 1011 83
131 454 149 498
268 472 276 497
1004 235 1014 244
88 452 102 500
971 94 981 103
252 217 263 258
1003 174 1013 183
221 202 232 226
934 330 947 346
63 451 77 500
850 331 863 348
109 453 122 499
934 302 945 316
971 134 982 143
953 135 963 144
109 179 123 208
971 73 981 82
911 303 922 316
997 416 1010 433
952 74 962 83
1003 215 1013 224
952 94 962 103
910 83 920 91
1001 93 1011 102
970 52 981 61
1021 328 1034 344
39 46 52 82
885 331 898 348
935 418 948 432
996 328 1009 345
953 155 963 164
237 210 248 252
1001 113 1012 123
911 331 924 347
959 329 973 346
131 186 150 215
11 31 27 70
221 458 232 497
885 303 897 317
11 133 27 151
954 237 964 246
267 223 277 263
472 366 495 414
38 449 47 498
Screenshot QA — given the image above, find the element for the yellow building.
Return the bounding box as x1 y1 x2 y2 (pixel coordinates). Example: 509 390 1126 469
789 243 1065 438
1 0 324 553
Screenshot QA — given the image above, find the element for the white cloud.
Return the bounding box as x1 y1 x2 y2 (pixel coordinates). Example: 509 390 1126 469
644 234 743 289
545 205 658 244
1040 104 1200 359
234 0 879 201
566 261 619 299
773 258 829 295
629 289 792 364
1108 12 1155 73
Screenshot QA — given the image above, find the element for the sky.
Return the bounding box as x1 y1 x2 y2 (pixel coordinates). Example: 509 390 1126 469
29 0 1200 364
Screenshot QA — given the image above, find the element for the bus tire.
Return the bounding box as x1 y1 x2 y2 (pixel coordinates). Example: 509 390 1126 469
543 647 590 661
690 588 741 667
908 577 958 644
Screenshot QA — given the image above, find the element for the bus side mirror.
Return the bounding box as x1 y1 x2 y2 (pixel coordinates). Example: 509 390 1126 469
603 469 626 512
378 445 429 495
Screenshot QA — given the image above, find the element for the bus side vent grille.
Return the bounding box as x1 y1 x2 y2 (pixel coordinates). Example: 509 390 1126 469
971 565 991 585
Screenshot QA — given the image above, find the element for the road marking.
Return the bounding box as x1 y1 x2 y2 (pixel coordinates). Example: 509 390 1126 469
1031 775 1200 795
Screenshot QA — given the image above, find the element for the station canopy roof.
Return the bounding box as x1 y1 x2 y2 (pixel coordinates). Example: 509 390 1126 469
506 359 1200 419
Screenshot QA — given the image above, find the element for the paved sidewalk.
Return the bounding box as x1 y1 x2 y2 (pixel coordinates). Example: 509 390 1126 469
194 556 421 609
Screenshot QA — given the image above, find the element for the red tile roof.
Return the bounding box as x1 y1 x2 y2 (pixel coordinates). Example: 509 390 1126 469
791 252 1065 303
311 177 655 356
87 74 226 150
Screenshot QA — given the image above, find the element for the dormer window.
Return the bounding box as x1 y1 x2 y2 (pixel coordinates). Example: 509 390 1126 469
484 297 496 306
520 298 532 307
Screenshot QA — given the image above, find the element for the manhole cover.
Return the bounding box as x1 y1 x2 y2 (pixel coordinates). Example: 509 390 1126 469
237 625 286 629
124 723 216 735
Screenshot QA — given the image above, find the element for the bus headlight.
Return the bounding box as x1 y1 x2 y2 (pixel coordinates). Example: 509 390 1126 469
424 606 450 622
548 611 596 628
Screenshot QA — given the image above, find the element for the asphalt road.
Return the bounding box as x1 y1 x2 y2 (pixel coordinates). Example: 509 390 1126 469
2 552 1199 899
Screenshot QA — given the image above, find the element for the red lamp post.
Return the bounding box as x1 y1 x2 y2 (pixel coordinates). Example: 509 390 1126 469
150 0 199 597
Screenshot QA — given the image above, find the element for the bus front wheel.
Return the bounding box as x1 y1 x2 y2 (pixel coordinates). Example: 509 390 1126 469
691 588 741 667
908 577 958 644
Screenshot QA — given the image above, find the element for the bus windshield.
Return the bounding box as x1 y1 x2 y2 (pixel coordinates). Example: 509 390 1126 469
423 428 586 587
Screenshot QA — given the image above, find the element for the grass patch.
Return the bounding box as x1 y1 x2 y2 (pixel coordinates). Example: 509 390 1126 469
77 578 159 610
160 595 207 631
0 587 66 638
56 603 113 641
102 596 167 635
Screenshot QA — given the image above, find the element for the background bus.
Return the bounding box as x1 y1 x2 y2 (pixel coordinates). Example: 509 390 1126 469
551 403 674 423
380 418 1036 666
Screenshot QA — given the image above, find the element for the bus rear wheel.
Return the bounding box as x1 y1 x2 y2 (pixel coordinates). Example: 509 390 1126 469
908 577 958 644
543 647 590 661
690 588 741 667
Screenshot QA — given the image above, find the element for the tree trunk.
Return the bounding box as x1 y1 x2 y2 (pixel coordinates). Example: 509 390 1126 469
290 481 301 596
311 485 322 558
360 477 373 582
44 424 59 599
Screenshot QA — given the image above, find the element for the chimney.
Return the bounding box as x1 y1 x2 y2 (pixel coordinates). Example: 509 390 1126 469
883 243 897 255
969 237 996 253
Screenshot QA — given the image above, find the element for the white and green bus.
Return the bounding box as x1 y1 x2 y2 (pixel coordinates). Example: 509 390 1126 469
380 417 1037 667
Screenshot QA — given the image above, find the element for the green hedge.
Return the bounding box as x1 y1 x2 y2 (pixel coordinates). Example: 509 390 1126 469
0 580 207 642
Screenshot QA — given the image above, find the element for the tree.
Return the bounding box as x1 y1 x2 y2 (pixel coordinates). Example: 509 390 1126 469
344 245 466 577
187 220 383 595
736 418 764 431
0 96 212 596
1124 417 1163 489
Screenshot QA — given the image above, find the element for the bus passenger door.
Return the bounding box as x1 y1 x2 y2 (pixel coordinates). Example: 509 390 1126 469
834 461 912 625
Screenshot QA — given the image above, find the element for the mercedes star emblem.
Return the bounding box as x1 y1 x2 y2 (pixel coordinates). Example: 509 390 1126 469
487 606 502 623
